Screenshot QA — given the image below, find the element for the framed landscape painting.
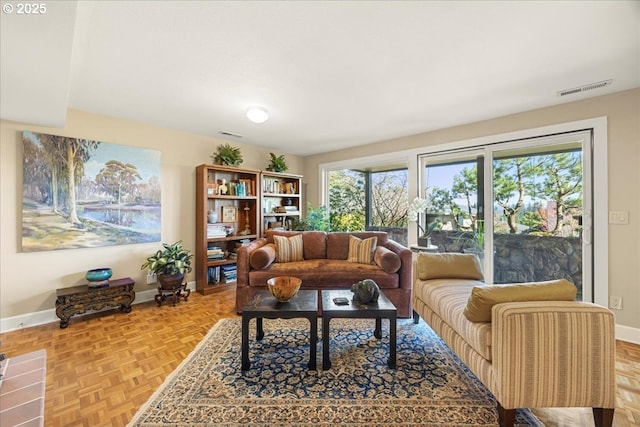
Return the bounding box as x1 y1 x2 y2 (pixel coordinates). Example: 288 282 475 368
21 131 161 252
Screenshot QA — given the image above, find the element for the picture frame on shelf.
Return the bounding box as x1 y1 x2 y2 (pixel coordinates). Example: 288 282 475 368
222 205 237 222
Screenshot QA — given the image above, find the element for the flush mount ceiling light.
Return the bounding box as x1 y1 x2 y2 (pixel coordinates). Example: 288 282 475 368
246 106 269 124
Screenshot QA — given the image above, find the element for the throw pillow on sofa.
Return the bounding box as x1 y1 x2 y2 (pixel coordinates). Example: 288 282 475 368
249 243 276 270
274 234 304 263
374 246 401 273
347 235 377 264
417 252 484 281
463 279 577 322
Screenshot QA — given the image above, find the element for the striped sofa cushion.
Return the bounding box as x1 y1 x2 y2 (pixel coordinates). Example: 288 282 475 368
347 235 377 264
414 277 493 361
274 234 304 263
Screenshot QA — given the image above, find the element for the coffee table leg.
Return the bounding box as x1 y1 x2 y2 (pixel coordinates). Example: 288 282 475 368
322 316 331 370
388 316 397 369
241 315 251 371
256 317 264 340
374 317 382 339
308 315 317 370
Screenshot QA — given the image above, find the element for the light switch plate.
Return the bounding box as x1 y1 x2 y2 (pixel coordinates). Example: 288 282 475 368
608 211 629 224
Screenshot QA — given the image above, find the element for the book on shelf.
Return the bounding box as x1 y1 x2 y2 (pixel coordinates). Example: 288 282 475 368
220 264 237 281
207 266 220 284
207 223 227 238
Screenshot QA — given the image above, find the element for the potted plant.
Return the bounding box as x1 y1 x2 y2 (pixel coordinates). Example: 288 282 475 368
211 143 243 166
290 203 330 231
266 152 288 172
141 241 193 289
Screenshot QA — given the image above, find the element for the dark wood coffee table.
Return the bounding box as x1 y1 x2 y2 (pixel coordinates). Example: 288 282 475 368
321 289 397 370
241 289 318 371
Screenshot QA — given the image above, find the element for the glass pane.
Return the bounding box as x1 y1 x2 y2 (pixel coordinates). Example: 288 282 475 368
328 169 365 231
370 169 409 245
420 155 484 256
492 146 583 298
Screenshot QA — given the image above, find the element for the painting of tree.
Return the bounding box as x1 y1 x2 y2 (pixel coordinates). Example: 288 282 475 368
22 131 161 251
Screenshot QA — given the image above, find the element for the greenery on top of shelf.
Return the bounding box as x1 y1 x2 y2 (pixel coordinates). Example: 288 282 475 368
211 143 243 166
266 152 288 172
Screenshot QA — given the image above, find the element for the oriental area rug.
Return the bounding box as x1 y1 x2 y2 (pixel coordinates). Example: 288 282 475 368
129 317 543 427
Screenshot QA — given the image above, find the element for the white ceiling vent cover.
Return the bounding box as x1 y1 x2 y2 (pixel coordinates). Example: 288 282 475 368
557 79 613 97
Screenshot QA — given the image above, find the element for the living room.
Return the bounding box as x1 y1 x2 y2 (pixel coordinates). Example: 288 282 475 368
1 1 639 426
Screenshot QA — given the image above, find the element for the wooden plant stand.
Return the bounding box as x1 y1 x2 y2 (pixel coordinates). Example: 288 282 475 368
155 283 190 307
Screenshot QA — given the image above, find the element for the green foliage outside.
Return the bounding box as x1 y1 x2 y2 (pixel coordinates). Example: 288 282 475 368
291 203 330 231
425 151 582 237
328 170 365 231
328 169 409 232
326 150 581 239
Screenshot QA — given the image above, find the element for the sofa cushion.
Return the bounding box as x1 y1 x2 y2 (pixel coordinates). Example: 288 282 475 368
414 278 493 361
274 234 304 263
249 243 276 270
463 279 577 322
266 230 327 259
326 232 388 260
347 235 377 264
374 246 401 273
417 252 483 281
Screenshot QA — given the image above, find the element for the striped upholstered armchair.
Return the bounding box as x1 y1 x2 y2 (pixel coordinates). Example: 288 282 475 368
412 252 616 427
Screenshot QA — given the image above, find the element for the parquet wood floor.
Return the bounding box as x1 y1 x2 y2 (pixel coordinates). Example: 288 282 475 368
0 289 638 427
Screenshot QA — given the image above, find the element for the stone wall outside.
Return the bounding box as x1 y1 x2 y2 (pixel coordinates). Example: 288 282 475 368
366 227 583 297
423 231 583 296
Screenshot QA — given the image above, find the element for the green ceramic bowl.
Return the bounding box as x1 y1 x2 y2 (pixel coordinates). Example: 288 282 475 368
86 268 112 282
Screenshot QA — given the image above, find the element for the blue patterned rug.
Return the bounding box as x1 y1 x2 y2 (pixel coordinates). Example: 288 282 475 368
129 317 543 426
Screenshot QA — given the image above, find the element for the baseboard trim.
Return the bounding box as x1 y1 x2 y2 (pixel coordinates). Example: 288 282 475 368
0 282 196 333
616 324 640 345
2 285 639 345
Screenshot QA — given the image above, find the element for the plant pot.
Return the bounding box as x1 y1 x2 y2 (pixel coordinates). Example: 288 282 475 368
158 273 184 290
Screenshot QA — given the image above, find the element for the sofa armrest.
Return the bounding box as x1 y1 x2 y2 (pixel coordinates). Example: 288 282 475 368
384 240 412 290
491 301 616 409
236 238 268 289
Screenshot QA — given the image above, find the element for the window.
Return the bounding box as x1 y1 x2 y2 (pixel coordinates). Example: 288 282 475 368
327 166 409 245
319 118 607 306
419 130 592 300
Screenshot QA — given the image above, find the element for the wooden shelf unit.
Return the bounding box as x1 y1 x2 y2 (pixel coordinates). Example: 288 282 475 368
260 171 303 236
195 164 260 295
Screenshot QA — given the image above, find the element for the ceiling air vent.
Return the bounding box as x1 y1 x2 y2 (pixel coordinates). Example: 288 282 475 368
218 131 243 138
557 79 612 97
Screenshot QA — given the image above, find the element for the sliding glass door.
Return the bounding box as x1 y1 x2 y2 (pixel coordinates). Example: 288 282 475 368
418 130 593 301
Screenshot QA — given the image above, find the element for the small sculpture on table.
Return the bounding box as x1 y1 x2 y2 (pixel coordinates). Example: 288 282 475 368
350 279 380 304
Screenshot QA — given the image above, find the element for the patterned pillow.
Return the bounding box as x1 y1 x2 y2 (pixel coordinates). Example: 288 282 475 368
347 235 377 264
273 234 304 263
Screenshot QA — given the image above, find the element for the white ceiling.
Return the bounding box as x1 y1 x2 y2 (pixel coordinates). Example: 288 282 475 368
2 1 639 156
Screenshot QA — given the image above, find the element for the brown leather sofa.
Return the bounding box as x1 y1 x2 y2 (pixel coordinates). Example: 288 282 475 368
236 230 413 317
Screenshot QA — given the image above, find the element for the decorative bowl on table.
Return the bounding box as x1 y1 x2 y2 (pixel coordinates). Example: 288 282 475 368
267 276 302 303
86 268 112 287
86 267 112 282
